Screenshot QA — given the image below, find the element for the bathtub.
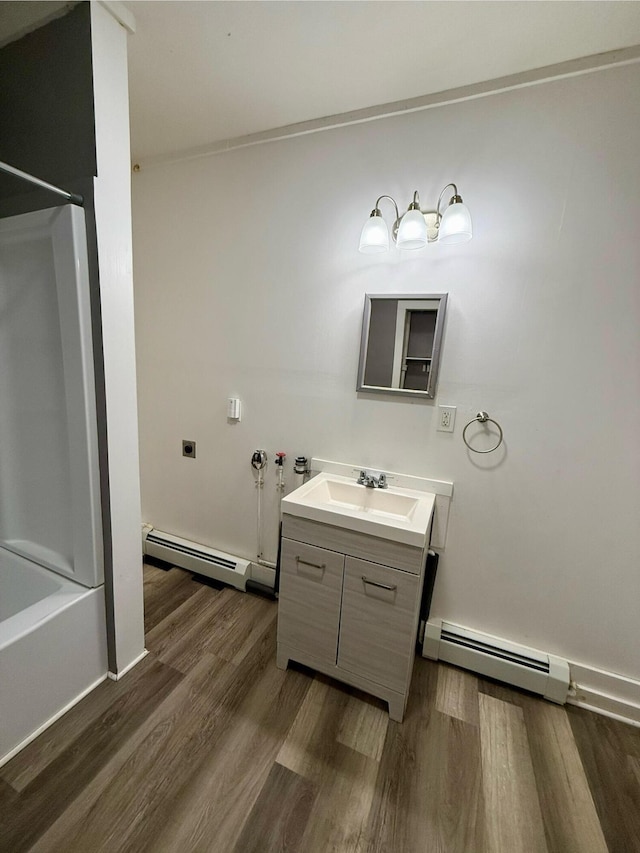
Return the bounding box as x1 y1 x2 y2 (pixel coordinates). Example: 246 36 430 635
0 548 108 767
0 205 109 767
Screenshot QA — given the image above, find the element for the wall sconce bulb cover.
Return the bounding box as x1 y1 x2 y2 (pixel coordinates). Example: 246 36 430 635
359 212 390 253
438 200 473 244
396 208 428 250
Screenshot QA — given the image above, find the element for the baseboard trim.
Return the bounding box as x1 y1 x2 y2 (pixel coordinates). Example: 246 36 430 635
567 694 640 728
249 562 276 588
567 661 640 727
108 648 148 681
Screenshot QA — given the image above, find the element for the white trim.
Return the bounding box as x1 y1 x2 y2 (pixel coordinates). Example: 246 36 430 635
567 661 640 726
135 45 640 170
98 1 136 34
249 562 276 589
0 674 108 769
107 648 148 681
567 695 640 728
91 1 146 676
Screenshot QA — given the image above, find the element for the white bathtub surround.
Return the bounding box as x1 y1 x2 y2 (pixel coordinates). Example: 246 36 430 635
0 550 108 767
0 206 103 587
0 203 108 764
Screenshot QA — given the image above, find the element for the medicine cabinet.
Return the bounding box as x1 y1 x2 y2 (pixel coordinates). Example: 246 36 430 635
356 293 448 399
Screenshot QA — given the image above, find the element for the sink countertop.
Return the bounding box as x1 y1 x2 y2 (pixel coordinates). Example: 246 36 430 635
281 472 436 548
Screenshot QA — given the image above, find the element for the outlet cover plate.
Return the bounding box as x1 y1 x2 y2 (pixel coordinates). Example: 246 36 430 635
437 406 456 433
182 440 196 458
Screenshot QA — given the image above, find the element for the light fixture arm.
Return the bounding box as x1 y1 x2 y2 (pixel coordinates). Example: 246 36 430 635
407 190 422 211
436 183 460 218
371 195 400 222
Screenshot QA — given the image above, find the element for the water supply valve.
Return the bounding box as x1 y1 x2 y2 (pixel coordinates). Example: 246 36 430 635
294 456 309 475
251 450 267 470
275 451 286 491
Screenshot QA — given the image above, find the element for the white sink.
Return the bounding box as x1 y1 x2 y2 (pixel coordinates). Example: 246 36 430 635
299 477 420 520
281 472 435 547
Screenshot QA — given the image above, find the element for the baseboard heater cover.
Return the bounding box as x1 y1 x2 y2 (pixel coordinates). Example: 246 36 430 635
142 525 249 592
422 619 570 704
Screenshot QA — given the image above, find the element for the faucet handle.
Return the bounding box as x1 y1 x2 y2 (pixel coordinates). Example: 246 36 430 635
357 469 387 488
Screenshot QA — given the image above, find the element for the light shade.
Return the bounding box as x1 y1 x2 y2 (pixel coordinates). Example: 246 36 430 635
438 201 472 244
396 208 428 250
359 214 389 253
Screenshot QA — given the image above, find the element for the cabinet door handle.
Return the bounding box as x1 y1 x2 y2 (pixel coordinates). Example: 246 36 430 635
361 575 397 592
296 556 326 571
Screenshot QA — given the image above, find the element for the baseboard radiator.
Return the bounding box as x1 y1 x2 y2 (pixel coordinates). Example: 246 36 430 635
142 525 249 592
422 619 570 704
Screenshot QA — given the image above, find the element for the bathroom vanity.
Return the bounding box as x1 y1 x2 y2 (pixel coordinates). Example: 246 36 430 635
276 470 437 721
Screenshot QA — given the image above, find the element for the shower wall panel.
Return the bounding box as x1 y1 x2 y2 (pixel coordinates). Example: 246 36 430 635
0 205 103 587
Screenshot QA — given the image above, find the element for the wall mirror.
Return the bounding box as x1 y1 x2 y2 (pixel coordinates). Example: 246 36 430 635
357 293 448 399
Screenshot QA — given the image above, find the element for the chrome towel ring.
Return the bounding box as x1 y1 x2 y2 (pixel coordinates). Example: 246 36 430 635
462 411 504 454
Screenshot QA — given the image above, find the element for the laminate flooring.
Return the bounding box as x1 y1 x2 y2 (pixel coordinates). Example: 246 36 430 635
1 561 639 852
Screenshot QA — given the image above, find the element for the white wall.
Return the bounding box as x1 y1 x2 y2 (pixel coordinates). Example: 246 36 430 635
92 3 145 675
132 64 640 707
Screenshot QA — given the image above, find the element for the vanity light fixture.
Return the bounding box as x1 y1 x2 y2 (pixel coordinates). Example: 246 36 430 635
359 183 472 253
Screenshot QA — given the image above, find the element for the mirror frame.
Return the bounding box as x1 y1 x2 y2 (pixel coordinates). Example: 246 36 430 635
356 293 448 399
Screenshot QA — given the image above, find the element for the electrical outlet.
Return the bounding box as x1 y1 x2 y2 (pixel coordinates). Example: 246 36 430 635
182 440 196 458
437 406 456 433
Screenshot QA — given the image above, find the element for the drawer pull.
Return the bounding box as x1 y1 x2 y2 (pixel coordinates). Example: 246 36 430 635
361 575 397 592
296 556 326 571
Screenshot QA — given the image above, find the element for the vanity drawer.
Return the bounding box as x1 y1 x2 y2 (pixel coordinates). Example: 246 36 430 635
338 557 419 693
278 538 344 666
282 514 425 574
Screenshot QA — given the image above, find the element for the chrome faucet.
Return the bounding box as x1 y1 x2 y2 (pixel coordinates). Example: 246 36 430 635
357 470 387 489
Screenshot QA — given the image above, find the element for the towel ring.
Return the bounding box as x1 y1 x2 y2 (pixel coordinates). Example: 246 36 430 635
462 411 504 454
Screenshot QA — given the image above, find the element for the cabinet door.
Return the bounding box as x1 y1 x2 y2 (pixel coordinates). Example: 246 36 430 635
278 538 344 666
338 557 419 693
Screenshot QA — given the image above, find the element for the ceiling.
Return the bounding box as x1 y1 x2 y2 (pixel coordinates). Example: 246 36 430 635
125 1 640 162
0 1 71 47
2 1 640 163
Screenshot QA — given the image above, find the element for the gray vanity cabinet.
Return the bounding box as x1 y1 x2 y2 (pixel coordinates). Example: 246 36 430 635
338 557 420 696
276 538 343 667
276 515 427 721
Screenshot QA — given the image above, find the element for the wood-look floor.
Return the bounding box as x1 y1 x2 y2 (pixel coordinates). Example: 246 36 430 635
1 561 639 852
